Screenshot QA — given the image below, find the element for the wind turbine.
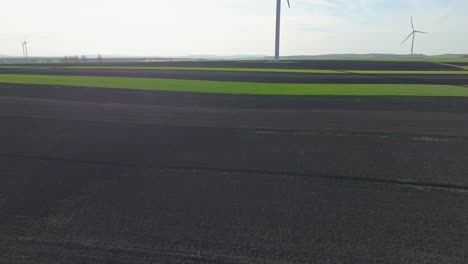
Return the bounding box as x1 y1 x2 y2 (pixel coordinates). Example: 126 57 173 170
22 41 29 63
274 0 290 63
21 41 26 59
24 41 29 59
21 41 29 63
402 17 429 56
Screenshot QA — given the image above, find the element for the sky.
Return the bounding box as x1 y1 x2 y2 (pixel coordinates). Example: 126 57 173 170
1 0 467 57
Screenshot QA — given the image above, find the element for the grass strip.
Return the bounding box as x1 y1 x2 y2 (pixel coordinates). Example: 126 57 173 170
311 58 468 62
1 74 468 97
345 70 468 75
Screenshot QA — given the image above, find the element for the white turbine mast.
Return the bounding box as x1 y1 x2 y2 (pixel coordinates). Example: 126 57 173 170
21 40 30 63
21 41 26 59
275 0 290 63
402 16 429 56
24 41 29 60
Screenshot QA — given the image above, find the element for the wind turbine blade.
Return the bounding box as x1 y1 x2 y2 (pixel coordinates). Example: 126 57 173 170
287 0 290 8
402 32 413 44
415 31 429 34
411 16 414 31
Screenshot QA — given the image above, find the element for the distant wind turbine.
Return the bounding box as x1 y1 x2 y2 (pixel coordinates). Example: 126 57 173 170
402 17 429 55
274 0 290 63
21 41 26 59
24 41 29 59
21 40 30 63
21 41 30 63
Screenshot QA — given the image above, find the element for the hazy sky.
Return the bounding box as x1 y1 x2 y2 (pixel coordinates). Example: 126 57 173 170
1 0 467 56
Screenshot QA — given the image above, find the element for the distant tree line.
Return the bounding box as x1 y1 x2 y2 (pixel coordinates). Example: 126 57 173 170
61 55 103 64
0 57 62 64
62 56 80 63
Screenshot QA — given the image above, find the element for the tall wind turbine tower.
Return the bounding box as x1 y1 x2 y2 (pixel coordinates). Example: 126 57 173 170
25 41 30 63
275 0 290 63
21 41 30 63
21 41 26 60
402 17 429 55
24 41 29 59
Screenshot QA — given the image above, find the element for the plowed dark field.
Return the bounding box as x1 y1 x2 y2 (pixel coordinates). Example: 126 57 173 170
445 61 468 66
1 78 468 264
6 59 461 70
3 67 468 85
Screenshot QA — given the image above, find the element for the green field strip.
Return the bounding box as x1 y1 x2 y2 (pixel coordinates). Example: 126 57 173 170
1 74 468 97
345 70 468 75
311 58 468 63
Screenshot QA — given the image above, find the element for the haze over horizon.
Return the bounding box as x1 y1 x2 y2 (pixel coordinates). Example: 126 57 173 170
1 0 467 57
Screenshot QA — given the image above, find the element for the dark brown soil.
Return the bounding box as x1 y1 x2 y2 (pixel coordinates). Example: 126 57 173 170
3 67 468 84
1 84 468 264
445 62 468 66
7 59 461 70
1 83 468 112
